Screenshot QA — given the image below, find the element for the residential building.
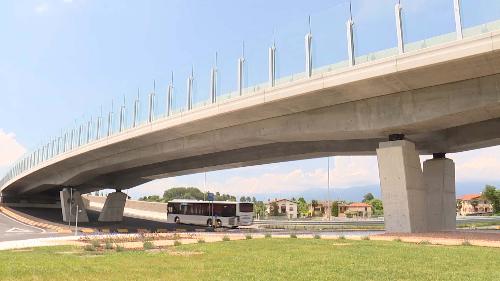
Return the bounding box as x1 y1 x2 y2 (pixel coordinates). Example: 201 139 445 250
338 202 372 218
308 200 331 218
265 199 298 219
457 194 493 216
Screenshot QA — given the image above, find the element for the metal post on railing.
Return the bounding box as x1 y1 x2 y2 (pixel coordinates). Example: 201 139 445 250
395 2 404 54
210 53 218 104
186 68 194 110
96 115 102 140
454 0 463 40
167 73 173 116
237 42 245 96
119 102 125 132
305 16 313 78
77 124 82 147
86 119 92 143
149 82 156 122
269 43 276 87
346 3 355 66
107 109 113 137
133 89 140 126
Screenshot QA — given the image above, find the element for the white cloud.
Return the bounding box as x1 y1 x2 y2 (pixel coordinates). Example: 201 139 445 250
0 129 26 167
35 2 49 14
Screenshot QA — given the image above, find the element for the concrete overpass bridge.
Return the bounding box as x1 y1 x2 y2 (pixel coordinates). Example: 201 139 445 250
1 1 500 232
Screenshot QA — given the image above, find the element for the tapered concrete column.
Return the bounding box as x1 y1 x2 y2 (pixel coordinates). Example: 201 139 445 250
376 140 427 233
60 188 89 223
98 191 127 222
423 155 456 231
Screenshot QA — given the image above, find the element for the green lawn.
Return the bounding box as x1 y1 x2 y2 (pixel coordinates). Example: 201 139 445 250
0 239 499 281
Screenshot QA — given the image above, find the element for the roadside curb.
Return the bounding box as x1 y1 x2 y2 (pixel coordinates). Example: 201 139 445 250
0 206 71 233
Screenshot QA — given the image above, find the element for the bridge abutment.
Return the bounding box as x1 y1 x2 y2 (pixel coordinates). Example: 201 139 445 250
60 188 89 223
98 191 127 222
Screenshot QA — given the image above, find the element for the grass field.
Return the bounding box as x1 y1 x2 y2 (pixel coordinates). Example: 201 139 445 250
0 239 499 281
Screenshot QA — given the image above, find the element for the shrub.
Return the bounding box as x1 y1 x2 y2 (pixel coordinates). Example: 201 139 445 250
197 239 205 244
222 235 230 241
417 240 431 245
245 234 252 240
362 236 370 241
143 241 155 250
338 235 346 240
83 244 96 252
265 233 272 239
104 241 114 249
314 234 321 239
290 234 297 239
393 237 402 242
115 245 124 252
173 240 182 246
90 240 100 248
462 240 472 246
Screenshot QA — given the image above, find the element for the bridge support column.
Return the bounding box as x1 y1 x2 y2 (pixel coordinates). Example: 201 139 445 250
376 139 428 233
98 191 127 222
423 154 456 231
60 188 89 223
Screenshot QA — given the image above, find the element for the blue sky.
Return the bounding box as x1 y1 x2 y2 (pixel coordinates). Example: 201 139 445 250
1 0 500 200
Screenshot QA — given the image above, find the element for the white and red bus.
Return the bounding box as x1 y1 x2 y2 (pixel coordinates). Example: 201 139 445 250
166 199 254 228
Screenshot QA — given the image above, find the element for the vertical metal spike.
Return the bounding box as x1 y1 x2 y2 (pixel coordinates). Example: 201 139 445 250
395 2 404 54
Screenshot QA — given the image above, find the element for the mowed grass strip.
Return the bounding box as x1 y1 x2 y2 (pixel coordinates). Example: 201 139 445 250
0 239 499 281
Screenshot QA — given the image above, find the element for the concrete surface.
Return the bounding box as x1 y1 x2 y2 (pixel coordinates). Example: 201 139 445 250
377 140 427 233
423 157 456 231
0 212 59 243
98 191 127 222
60 188 89 223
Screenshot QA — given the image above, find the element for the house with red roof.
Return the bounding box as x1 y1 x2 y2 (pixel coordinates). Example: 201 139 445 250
456 194 493 216
338 202 372 218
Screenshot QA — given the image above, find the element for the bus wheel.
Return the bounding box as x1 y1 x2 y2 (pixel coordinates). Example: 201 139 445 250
206 219 213 227
174 216 180 224
216 219 222 228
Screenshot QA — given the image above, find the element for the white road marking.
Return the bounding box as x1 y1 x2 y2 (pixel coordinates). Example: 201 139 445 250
6 227 33 233
0 212 46 233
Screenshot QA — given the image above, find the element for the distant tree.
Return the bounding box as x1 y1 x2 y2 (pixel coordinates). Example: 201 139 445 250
297 197 309 217
362 193 375 203
245 196 251 203
483 185 500 214
162 187 204 202
291 197 296 202
369 199 383 216
331 201 339 217
254 201 266 218
270 201 280 216
252 197 257 203
139 195 162 202
239 196 246 202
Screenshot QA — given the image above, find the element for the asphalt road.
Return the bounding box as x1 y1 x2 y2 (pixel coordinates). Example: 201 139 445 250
0 212 61 242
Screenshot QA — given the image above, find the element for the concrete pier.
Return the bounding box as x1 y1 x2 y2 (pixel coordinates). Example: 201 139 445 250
423 155 456 231
60 188 89 223
98 191 127 222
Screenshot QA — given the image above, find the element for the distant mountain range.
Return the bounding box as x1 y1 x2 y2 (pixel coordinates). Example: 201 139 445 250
253 181 500 202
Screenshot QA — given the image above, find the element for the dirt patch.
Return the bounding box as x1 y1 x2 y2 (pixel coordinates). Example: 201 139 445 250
331 243 351 246
56 251 81 255
11 249 34 252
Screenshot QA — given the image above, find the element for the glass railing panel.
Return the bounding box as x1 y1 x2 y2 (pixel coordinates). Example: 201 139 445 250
244 31 271 95
217 46 240 100
401 0 456 52
275 15 309 81
351 0 398 65
192 61 211 110
312 1 350 73
170 67 191 115
461 0 500 37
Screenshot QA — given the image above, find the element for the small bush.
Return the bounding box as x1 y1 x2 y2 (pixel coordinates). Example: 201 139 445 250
265 233 272 239
417 240 431 245
314 234 321 239
197 239 205 244
222 235 230 241
393 237 402 242
104 241 114 249
143 241 155 250
362 236 370 241
338 235 346 240
290 234 297 239
115 245 124 252
90 240 100 248
83 244 96 252
462 240 472 246
245 234 252 240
